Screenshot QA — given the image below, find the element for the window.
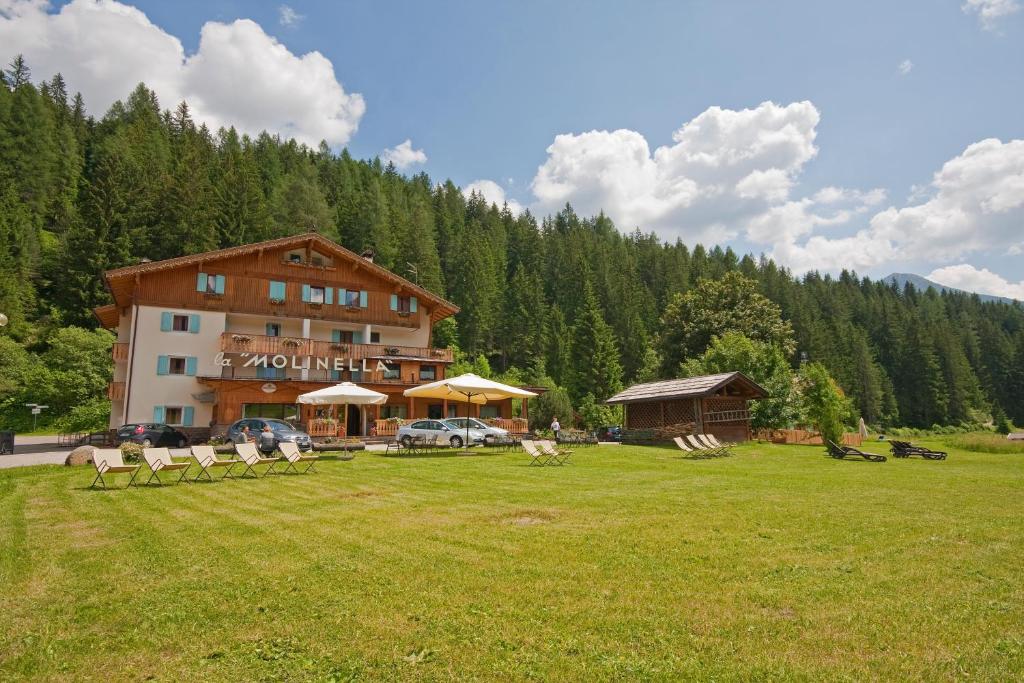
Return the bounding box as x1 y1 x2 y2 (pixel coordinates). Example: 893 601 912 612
269 281 286 301
256 367 285 380
332 330 354 344
289 253 303 264
243 403 299 421
380 405 407 419
172 314 190 332
161 312 199 333
164 407 183 425
427 404 443 419
419 365 436 381
480 406 500 419
302 284 332 304
447 405 459 418
382 364 400 380
311 255 324 267
350 370 363 382
169 357 186 375
266 323 281 337
310 286 326 304
410 421 429 430
398 296 412 313
197 272 225 295
344 289 360 307
371 332 380 343
390 294 418 314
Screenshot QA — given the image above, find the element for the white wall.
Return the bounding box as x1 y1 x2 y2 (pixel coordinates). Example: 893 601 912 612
122 306 226 427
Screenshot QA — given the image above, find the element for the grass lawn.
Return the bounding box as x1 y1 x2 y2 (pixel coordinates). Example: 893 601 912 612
1 441 1023 681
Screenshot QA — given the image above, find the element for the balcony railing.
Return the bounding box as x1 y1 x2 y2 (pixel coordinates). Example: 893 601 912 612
112 343 129 362
108 381 125 401
219 333 453 363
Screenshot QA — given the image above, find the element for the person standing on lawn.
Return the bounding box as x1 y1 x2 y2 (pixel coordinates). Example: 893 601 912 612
551 417 561 441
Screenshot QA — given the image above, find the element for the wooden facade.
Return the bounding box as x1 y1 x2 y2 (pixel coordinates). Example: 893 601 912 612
606 372 767 443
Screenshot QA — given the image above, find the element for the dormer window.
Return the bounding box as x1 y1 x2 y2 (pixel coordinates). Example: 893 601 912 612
289 253 303 264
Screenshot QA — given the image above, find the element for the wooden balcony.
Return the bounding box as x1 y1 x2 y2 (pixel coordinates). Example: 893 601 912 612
111 342 129 362
219 333 453 363
107 381 125 401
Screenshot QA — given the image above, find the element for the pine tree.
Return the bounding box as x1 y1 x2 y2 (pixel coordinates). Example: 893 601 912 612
569 283 623 402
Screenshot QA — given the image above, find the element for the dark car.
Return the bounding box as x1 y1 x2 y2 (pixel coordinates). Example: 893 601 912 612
117 423 190 448
225 418 312 453
595 425 622 442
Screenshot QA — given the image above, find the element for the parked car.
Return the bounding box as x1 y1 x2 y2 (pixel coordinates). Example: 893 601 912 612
396 419 486 449
445 417 509 445
595 425 622 442
116 423 190 448
225 418 312 453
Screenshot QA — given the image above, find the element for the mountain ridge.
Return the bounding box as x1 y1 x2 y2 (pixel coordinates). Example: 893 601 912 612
883 272 1019 305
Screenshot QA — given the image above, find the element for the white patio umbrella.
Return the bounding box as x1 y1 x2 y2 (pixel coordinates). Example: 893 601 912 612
403 373 537 451
297 382 388 445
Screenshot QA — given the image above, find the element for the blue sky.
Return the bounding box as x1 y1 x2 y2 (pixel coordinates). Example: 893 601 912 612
4 1 1024 295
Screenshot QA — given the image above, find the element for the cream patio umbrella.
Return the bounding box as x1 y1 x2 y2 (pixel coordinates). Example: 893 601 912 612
297 382 388 446
403 373 538 451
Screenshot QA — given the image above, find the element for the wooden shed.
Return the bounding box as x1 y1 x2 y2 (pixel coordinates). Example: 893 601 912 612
605 372 767 443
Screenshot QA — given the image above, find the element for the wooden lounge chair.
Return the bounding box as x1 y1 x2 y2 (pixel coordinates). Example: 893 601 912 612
889 440 947 460
278 442 319 474
234 441 281 477
826 439 886 462
704 433 736 450
697 434 732 455
143 447 192 485
539 440 572 464
190 445 241 481
522 440 555 466
90 448 142 489
686 434 725 456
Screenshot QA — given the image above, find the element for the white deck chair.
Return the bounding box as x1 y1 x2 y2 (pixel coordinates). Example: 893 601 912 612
521 440 554 466
278 442 319 474
90 448 142 489
234 442 281 478
704 433 736 449
686 434 722 456
673 436 697 454
539 440 572 465
190 445 241 481
143 447 191 485
698 433 732 455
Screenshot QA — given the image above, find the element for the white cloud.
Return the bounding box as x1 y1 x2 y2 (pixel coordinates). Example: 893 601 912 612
767 138 1024 271
381 139 427 170
927 264 1024 300
0 0 365 146
464 179 524 215
530 100 821 244
278 4 302 27
898 59 914 75
962 0 1021 30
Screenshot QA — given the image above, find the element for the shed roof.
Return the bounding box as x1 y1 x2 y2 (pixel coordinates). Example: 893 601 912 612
605 371 767 405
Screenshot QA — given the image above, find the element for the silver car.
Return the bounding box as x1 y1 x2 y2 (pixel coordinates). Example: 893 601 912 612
396 419 486 449
445 417 509 445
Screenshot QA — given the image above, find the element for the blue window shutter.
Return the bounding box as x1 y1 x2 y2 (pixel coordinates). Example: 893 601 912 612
185 356 198 376
330 370 341 381
339 288 347 305
188 314 200 333
331 329 341 343
153 405 165 423
301 284 311 302
157 355 169 375
256 366 266 379
359 290 368 307
390 294 398 311
160 312 172 332
353 331 363 344
324 287 333 305
214 275 226 294
410 296 418 313
269 281 286 300
182 406 194 427
196 272 207 292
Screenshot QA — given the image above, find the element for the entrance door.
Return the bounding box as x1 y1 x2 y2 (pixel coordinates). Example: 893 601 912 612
347 404 361 436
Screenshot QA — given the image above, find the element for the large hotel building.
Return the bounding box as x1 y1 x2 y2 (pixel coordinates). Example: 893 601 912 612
94 233 526 440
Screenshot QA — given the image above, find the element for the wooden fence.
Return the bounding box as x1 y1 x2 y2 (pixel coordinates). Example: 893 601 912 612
753 428 863 447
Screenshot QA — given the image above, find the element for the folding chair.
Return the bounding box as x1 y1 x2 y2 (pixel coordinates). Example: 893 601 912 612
90 448 142 489
539 440 572 465
686 434 726 456
234 442 281 477
278 442 319 474
703 433 736 450
522 440 554 466
190 445 241 481
673 436 697 455
143 447 192 485
697 434 732 455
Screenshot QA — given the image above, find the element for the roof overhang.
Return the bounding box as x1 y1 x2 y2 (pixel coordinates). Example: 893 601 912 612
93 304 120 329
605 371 768 405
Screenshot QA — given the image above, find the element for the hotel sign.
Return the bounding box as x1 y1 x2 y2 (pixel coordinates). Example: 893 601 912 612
213 352 391 374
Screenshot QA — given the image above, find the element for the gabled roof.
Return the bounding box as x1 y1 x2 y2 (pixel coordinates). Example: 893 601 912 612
93 304 120 329
101 232 459 320
605 371 767 404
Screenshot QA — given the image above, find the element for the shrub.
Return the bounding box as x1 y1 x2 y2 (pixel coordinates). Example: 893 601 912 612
52 398 111 434
119 442 143 463
798 363 852 446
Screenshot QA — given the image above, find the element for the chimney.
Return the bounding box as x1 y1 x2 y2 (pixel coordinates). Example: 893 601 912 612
361 248 375 263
